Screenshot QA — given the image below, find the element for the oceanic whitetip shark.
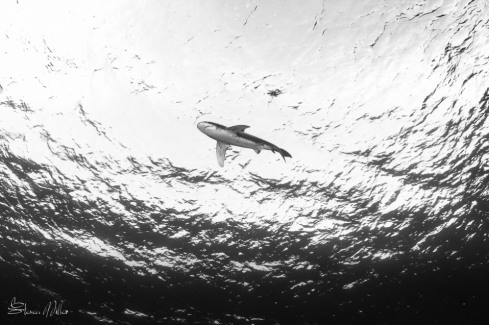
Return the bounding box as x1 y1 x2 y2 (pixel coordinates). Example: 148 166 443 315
197 121 292 167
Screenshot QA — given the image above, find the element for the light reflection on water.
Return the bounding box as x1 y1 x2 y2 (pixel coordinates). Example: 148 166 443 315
1 0 489 323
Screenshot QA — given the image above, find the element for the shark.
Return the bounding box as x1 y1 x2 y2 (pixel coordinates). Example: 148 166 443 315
197 121 292 167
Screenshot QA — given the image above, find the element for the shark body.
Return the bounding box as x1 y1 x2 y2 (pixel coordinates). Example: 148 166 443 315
197 121 292 167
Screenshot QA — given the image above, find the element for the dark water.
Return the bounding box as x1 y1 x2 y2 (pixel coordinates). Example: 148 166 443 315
2 0 489 324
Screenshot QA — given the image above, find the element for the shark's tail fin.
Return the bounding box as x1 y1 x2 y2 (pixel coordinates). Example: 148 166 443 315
276 147 292 162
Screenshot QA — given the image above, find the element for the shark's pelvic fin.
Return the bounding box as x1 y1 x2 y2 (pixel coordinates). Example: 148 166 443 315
216 142 229 167
227 125 250 132
254 148 261 154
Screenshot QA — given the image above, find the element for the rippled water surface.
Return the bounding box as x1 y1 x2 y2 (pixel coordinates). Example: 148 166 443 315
2 0 489 324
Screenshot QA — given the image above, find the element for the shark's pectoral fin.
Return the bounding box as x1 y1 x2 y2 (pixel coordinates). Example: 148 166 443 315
216 142 229 167
227 125 250 132
254 148 261 154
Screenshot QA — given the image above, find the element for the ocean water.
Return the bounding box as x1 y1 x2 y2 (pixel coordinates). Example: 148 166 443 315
1 0 489 324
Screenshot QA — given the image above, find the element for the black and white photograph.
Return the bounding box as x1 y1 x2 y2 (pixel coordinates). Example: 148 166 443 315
1 0 489 324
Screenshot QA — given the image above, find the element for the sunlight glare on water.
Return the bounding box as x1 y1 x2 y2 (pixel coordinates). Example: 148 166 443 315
1 0 489 323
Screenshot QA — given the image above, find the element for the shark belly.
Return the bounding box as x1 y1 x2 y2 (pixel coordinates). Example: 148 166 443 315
204 129 260 150
226 135 260 150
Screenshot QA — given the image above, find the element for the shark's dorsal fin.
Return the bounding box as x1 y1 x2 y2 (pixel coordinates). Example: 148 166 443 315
227 125 250 132
216 142 229 167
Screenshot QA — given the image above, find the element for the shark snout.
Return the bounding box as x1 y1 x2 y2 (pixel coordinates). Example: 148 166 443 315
197 122 206 133
197 121 214 134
